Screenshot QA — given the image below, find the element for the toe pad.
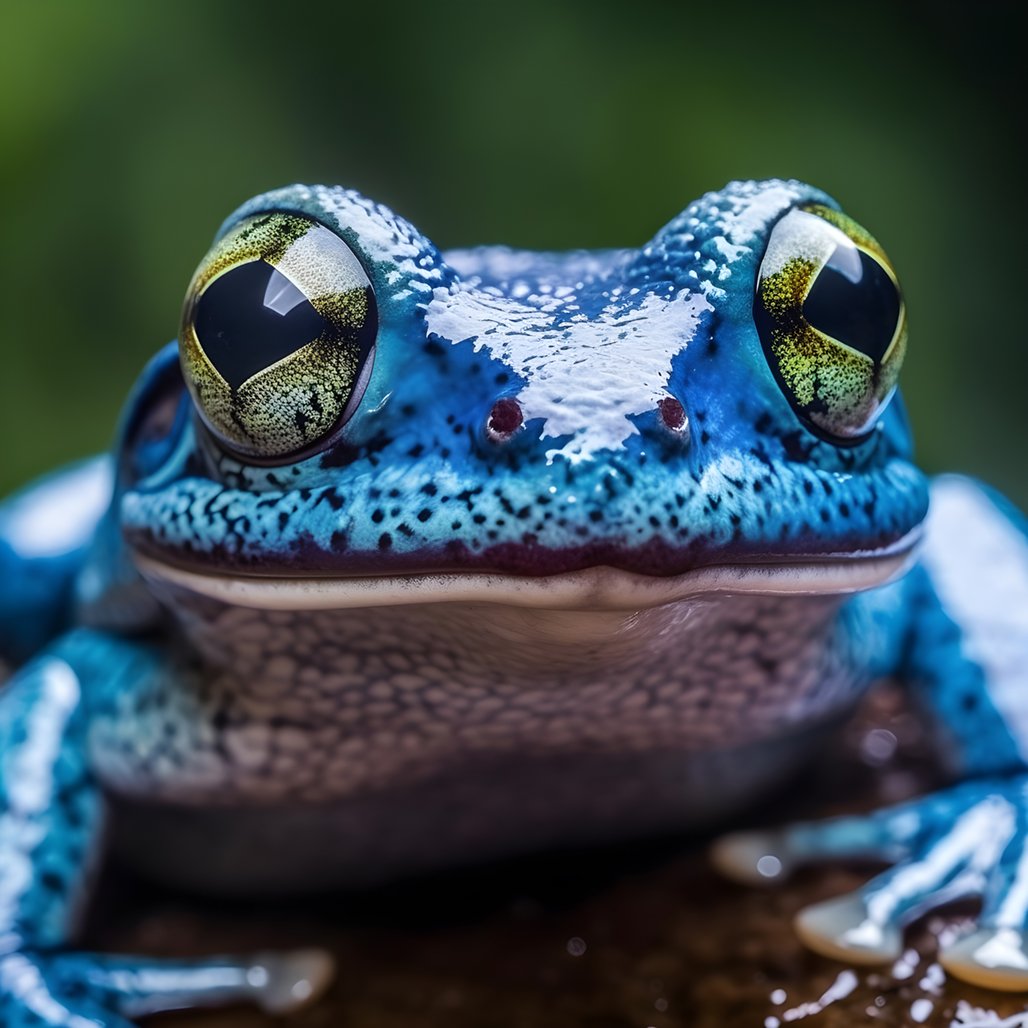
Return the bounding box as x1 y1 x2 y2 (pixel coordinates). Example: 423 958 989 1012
794 894 902 964
709 830 793 886
942 928 1028 992
251 949 336 1013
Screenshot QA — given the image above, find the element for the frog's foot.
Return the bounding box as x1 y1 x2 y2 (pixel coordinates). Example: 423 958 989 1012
711 780 1028 991
0 948 335 1026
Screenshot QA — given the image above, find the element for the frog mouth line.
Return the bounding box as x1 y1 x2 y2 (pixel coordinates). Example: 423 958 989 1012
132 529 920 612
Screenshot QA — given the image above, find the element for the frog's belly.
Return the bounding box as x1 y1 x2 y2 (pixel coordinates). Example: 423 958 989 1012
110 726 831 895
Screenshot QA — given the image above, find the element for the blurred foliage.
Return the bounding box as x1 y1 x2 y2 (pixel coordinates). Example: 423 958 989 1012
1 0 1024 505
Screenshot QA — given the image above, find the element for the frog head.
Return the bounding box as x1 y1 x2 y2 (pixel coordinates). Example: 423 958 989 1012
115 179 926 610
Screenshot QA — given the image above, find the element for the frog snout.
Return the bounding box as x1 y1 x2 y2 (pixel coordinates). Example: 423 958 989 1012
477 390 691 456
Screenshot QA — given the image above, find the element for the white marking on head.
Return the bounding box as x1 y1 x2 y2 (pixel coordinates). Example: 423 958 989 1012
425 286 711 464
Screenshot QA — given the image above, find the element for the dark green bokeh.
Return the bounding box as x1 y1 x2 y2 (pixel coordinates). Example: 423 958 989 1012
1 1 1023 505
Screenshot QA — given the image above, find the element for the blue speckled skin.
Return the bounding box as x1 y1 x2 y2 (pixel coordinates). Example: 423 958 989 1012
2 179 1028 1021
123 180 925 576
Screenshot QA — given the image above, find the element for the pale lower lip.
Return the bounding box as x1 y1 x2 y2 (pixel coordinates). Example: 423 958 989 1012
132 529 920 612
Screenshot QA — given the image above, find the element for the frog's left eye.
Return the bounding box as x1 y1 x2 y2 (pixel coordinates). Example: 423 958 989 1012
179 212 377 460
754 204 906 441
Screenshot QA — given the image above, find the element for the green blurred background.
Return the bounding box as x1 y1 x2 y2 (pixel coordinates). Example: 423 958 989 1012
1 1 1024 504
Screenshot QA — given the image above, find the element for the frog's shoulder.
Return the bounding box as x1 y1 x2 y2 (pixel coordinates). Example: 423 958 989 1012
0 456 113 660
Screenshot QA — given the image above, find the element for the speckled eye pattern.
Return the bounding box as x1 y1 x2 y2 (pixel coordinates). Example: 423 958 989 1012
179 213 377 460
754 204 906 441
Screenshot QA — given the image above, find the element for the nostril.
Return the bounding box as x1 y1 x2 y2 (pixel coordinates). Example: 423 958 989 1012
657 397 690 440
486 398 524 443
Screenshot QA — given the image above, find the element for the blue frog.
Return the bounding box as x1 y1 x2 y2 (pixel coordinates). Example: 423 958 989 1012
3 179 1028 1024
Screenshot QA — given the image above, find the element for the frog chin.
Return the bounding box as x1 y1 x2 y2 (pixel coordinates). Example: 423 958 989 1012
131 527 920 613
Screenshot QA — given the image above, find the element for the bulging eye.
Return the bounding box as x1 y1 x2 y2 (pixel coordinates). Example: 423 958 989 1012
754 204 906 441
179 213 377 460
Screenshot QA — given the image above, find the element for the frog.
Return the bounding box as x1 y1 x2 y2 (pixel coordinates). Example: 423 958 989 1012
3 178 1028 1025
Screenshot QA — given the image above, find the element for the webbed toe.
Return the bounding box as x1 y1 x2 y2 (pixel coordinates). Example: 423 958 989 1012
713 778 1028 986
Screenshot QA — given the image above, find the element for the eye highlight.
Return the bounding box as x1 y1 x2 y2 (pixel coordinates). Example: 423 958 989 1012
754 204 906 441
179 213 377 460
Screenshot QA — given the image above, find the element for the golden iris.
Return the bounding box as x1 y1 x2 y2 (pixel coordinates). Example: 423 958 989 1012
754 204 906 440
179 213 377 460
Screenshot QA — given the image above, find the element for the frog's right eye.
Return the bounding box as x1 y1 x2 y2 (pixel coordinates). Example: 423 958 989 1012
179 213 377 461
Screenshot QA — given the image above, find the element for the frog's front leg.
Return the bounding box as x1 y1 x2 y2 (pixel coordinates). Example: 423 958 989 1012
713 779 1028 988
713 476 1028 991
0 636 333 1026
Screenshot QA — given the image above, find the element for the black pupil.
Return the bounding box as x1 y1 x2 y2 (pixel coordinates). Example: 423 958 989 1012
194 260 329 389
802 245 900 363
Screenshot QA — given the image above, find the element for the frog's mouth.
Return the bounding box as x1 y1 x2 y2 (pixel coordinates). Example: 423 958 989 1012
131 527 920 612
